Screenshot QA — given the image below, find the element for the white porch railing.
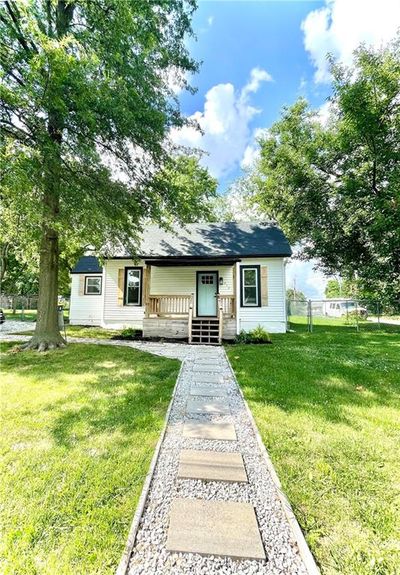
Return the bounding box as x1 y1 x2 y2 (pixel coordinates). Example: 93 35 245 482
145 293 235 319
146 294 193 317
217 294 235 318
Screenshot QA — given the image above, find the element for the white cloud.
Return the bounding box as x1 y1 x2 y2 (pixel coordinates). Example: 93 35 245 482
302 0 400 83
207 16 214 27
286 257 329 299
240 127 268 170
170 68 272 178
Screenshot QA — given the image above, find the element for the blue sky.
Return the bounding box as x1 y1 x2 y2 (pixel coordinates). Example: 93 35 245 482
171 0 400 296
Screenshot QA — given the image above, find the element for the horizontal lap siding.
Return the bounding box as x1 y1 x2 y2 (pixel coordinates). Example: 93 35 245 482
150 266 233 296
69 274 102 325
103 259 145 328
237 258 286 334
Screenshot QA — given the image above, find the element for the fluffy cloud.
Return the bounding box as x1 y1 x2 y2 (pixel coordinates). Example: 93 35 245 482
302 0 400 82
286 258 329 299
241 127 268 170
170 68 272 178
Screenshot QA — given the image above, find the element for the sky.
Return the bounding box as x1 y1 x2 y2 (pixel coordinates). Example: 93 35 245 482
171 0 400 298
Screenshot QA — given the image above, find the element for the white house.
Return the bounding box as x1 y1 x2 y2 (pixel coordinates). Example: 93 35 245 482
69 222 291 343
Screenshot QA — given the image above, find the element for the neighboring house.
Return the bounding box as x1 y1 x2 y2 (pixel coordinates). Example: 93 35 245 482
69 222 292 343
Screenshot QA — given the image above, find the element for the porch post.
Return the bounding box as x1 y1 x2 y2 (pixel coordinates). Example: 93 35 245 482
144 263 151 318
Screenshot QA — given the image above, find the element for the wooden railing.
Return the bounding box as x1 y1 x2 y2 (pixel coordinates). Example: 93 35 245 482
146 294 235 319
217 294 235 317
146 294 193 317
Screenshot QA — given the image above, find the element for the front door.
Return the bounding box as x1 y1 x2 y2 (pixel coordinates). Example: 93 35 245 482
197 272 218 316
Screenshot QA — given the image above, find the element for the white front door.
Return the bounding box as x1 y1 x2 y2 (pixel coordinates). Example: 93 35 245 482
197 272 218 316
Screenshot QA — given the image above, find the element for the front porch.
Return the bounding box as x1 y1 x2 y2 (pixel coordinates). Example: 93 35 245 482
143 294 236 343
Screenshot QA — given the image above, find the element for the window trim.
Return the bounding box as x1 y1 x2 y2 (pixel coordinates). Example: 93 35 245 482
84 275 102 296
240 265 261 308
124 267 143 306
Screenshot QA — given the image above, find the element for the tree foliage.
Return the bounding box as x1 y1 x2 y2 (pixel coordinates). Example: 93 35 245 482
0 0 215 349
324 279 356 299
286 288 306 301
253 40 400 307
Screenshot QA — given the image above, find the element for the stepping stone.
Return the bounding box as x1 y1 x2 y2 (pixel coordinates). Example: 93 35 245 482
189 384 227 397
166 498 265 560
178 449 248 483
195 365 224 373
183 421 237 441
186 398 230 415
192 373 224 384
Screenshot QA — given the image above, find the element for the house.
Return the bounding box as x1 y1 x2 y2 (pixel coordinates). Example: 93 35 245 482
69 222 292 343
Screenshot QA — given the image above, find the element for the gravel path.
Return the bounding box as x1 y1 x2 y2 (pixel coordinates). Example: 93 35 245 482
123 345 315 575
0 335 317 574
0 319 35 334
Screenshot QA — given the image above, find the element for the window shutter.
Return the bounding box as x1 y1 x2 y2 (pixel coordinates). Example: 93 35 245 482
117 269 124 306
79 275 85 296
261 266 268 307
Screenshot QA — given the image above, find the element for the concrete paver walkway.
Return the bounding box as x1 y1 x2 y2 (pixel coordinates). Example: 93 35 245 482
0 335 318 574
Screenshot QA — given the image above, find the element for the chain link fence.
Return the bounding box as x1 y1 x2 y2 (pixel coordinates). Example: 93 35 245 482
287 298 400 332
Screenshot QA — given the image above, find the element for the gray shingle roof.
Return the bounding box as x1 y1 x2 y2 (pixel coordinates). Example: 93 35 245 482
71 223 292 273
119 222 292 258
71 256 103 274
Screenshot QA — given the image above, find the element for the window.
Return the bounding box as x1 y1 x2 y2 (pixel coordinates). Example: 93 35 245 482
85 276 102 295
125 267 142 306
240 266 260 307
201 275 215 284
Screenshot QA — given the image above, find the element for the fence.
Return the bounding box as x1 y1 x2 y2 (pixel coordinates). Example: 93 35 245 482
287 298 399 332
0 294 70 320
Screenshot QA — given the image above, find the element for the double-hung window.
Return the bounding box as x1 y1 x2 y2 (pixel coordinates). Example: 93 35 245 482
84 276 102 295
240 265 260 307
125 268 142 306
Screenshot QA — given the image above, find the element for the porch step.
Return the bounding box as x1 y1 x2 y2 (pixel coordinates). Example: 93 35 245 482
191 317 221 345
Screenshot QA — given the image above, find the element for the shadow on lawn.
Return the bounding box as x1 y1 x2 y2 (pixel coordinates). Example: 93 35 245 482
229 325 400 427
1 342 179 449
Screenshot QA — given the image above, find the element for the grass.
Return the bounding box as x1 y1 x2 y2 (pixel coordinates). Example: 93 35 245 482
15 325 137 340
4 309 69 322
0 341 180 575
226 320 400 575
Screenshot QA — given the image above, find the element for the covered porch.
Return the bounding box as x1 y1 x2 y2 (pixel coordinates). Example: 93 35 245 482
142 260 237 343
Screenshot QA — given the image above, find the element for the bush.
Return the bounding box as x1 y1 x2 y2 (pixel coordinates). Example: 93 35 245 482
113 327 142 340
235 325 272 344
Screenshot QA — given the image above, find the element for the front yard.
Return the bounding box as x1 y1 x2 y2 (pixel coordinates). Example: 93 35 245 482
227 322 400 575
0 342 179 575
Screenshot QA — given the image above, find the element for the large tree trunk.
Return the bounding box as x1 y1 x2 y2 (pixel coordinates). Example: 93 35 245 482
22 120 65 351
22 193 65 351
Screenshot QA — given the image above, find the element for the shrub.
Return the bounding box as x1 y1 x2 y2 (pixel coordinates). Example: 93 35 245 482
113 327 142 340
235 325 272 344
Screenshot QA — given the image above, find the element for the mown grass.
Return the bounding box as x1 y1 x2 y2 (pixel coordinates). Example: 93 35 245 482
227 321 400 575
0 342 179 575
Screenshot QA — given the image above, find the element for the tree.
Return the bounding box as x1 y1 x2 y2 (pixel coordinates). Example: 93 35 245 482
286 288 306 301
0 0 214 350
324 278 356 299
253 39 400 307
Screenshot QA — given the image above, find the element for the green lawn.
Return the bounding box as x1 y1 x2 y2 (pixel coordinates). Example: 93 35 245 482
15 325 129 339
227 321 400 575
0 342 179 575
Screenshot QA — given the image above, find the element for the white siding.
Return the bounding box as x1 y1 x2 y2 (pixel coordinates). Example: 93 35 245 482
236 258 287 334
100 261 235 328
69 274 103 325
102 259 146 329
